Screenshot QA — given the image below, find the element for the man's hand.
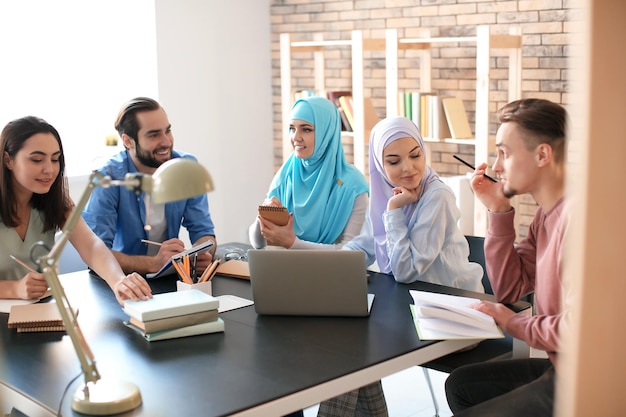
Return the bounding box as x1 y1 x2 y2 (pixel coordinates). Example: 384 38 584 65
153 238 186 271
470 163 511 213
469 300 515 327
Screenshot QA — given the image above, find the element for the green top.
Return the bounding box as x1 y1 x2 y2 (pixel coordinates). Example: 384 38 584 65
0 208 54 281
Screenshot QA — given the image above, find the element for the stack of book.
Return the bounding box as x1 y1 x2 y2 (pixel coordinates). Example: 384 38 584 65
123 290 223 342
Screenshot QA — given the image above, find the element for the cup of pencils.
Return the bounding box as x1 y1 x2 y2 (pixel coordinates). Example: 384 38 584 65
174 254 220 296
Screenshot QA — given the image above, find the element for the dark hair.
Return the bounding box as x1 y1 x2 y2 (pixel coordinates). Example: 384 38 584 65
498 98 567 163
114 97 161 147
0 116 69 231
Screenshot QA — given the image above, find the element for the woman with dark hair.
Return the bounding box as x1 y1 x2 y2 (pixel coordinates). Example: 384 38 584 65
0 116 152 305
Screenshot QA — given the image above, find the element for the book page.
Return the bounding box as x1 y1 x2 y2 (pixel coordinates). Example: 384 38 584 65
409 290 503 340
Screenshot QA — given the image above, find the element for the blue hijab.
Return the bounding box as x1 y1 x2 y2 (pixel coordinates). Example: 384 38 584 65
267 96 369 244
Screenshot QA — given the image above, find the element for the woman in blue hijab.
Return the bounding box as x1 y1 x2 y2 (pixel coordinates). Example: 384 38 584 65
249 96 369 249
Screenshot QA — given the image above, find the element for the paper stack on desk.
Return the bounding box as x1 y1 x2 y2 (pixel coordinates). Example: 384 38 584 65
123 290 224 341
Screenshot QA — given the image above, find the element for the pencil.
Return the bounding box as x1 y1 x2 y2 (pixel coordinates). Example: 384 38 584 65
172 259 193 284
10 255 37 274
141 239 163 247
199 259 221 283
453 154 497 183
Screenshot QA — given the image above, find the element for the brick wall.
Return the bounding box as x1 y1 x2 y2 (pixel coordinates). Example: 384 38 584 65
270 0 579 238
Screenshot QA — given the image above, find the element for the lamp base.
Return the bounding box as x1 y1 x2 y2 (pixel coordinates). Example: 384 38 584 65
72 379 142 415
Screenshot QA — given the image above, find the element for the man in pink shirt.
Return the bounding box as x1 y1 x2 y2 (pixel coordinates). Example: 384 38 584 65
445 98 568 417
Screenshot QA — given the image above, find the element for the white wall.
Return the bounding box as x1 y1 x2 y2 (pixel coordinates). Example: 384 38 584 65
154 0 274 244
0 0 159 176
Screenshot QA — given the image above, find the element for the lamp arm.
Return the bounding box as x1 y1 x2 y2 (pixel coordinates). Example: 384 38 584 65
35 170 144 385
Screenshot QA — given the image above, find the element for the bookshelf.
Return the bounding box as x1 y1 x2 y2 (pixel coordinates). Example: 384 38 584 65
279 31 384 174
385 25 523 235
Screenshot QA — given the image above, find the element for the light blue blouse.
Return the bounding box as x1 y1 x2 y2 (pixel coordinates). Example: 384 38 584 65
344 180 484 292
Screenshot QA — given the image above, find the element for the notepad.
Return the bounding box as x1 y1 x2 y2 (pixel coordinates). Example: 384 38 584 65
123 290 219 322
258 205 289 226
146 240 215 279
8 302 74 333
215 260 250 280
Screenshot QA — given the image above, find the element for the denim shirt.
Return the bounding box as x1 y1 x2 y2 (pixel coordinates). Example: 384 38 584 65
82 150 215 255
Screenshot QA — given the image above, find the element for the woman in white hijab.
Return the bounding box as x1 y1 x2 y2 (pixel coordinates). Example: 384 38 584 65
318 116 484 417
345 116 483 291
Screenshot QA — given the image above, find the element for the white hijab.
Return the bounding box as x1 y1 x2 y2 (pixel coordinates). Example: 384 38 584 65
368 116 440 272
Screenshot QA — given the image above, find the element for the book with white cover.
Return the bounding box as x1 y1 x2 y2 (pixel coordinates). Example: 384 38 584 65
410 290 503 340
125 318 225 342
123 290 219 322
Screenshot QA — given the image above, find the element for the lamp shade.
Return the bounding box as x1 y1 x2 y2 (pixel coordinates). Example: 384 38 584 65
146 158 214 204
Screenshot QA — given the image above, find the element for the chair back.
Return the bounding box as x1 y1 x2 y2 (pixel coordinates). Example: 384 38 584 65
465 235 492 295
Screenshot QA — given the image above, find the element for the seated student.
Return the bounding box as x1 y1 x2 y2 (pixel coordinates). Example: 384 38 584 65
344 116 483 290
317 116 484 417
82 97 216 277
249 95 369 250
0 116 152 305
445 98 569 417
249 96 369 417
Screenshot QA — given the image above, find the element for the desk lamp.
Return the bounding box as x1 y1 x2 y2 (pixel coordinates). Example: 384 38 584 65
32 158 214 415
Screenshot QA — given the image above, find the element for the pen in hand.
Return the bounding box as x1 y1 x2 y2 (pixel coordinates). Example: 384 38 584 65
453 155 497 183
141 239 163 247
10 255 38 274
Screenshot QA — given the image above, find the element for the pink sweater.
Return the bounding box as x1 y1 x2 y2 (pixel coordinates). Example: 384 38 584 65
485 198 567 366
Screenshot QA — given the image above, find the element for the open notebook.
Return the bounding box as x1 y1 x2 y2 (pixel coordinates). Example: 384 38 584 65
248 249 374 317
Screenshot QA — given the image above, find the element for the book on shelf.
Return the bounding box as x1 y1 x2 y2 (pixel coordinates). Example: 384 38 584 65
327 91 354 131
429 95 451 140
337 96 354 131
128 309 219 333
327 90 352 105
125 318 225 342
336 95 379 133
363 97 380 132
146 240 215 279
442 97 473 139
258 205 289 226
409 290 504 340
8 302 76 333
123 289 219 322
337 107 353 132
419 93 437 138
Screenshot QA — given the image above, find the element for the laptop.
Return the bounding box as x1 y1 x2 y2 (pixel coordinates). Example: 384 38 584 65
248 249 374 317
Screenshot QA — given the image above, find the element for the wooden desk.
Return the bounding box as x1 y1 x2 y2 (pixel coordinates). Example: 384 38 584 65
0 269 529 416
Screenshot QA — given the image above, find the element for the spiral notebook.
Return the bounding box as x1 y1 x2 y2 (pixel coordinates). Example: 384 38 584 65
258 205 289 226
8 302 74 332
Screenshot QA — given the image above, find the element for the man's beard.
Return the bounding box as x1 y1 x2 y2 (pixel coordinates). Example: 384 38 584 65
503 186 517 199
135 142 171 169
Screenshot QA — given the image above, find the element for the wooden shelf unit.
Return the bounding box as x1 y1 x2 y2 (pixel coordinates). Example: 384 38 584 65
385 25 523 235
280 31 384 174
